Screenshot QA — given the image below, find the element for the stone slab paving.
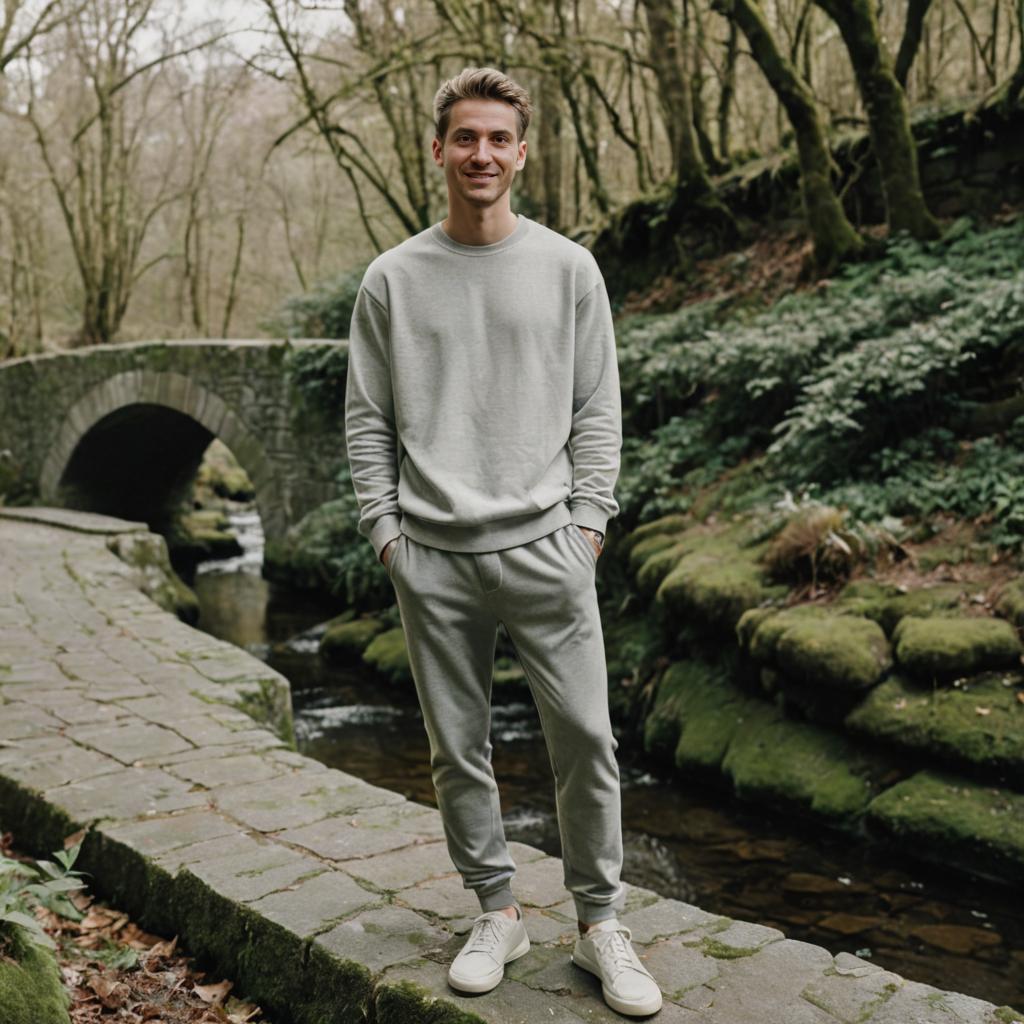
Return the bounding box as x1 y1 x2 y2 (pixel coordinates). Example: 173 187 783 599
0 509 1019 1024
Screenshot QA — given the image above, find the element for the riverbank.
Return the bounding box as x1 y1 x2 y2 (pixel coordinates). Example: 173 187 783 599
1 508 1018 1023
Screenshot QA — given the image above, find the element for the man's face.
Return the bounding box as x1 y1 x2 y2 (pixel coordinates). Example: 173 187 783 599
432 98 527 213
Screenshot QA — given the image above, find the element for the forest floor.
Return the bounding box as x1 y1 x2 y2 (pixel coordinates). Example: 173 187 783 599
1 831 270 1024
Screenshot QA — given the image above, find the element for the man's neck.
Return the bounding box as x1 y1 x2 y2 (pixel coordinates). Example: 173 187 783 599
441 207 519 247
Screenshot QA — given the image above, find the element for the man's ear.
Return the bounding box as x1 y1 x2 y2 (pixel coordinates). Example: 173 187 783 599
431 136 444 167
516 139 527 170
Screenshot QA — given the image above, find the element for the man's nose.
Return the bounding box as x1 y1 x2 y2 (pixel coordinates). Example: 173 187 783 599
471 140 493 163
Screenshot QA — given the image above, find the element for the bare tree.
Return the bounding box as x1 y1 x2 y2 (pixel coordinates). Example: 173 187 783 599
13 0 221 345
0 0 84 74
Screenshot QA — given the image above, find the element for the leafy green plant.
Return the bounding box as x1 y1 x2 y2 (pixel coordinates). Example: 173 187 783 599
261 263 370 340
283 341 349 423
0 840 87 952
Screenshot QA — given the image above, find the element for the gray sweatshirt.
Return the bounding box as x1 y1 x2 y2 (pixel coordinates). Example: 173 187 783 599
344 213 622 560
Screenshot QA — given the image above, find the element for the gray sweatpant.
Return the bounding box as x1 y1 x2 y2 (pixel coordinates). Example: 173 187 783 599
387 521 625 925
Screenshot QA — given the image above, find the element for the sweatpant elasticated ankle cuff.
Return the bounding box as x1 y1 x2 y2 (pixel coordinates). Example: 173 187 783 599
479 885 517 914
574 898 621 927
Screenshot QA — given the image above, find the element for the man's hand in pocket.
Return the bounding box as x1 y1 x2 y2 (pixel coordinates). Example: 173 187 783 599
381 536 400 569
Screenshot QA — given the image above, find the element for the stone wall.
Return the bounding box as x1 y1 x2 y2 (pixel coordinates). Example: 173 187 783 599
0 339 348 541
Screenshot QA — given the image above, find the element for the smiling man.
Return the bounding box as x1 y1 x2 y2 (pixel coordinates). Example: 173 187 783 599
343 67 662 1017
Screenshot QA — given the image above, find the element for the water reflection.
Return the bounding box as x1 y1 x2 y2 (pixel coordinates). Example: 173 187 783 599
191 510 1024 1009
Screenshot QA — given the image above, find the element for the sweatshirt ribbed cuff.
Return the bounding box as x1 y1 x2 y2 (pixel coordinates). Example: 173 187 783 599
369 514 403 562
569 503 610 537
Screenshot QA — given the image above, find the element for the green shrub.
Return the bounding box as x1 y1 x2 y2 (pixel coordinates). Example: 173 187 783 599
262 263 369 340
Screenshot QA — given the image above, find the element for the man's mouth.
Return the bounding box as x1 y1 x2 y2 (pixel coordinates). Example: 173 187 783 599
466 173 496 180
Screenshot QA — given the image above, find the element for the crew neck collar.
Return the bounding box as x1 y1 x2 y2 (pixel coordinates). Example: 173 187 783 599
431 214 530 256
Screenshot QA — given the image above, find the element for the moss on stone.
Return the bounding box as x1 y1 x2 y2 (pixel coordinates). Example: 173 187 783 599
867 771 1024 887
374 978 487 1023
722 703 884 824
839 582 965 636
656 539 786 633
628 532 684 573
624 513 692 553
106 532 200 624
846 672 1024 777
362 627 412 685
994 1005 1024 1023
995 579 1024 631
635 539 693 595
775 616 892 693
0 927 70 1024
894 616 1022 682
698 936 759 960
233 676 296 749
743 605 831 663
320 617 387 664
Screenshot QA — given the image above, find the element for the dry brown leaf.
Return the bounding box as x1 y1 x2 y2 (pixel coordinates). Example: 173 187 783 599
1016 692 1024 705
81 908 117 930
975 706 992 716
147 936 179 958
87 973 131 1009
194 979 233 1006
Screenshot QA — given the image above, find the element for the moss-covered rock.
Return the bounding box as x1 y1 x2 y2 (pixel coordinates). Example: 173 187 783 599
867 770 1024 887
622 513 692 556
320 616 388 664
840 582 965 636
656 534 786 633
643 658 757 773
172 509 243 561
362 627 411 684
635 539 692 595
775 616 891 692
846 672 1024 780
106 532 200 625
894 616 1022 682
721 704 887 824
741 606 890 692
0 928 71 1024
995 579 1024 631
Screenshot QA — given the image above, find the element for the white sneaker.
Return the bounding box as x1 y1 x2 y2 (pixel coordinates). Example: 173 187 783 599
447 906 530 994
572 918 663 1016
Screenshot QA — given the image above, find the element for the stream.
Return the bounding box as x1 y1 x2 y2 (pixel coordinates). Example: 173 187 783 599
189 508 1024 1008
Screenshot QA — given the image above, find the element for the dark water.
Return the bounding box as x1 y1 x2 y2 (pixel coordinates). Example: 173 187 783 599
191 511 1024 1009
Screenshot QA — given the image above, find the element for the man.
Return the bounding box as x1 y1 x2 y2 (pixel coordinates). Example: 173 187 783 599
343 66 662 1017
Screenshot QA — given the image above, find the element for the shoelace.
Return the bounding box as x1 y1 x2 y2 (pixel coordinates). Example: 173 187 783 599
591 927 646 978
464 914 508 956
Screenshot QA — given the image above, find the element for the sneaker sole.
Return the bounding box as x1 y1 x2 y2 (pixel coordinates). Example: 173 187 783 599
447 932 531 994
571 946 663 1016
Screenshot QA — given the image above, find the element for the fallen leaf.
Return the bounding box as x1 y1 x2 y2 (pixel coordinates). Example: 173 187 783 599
86 973 131 1009
1017 692 1024 705
975 706 992 716
194 979 233 1006
893 698 907 711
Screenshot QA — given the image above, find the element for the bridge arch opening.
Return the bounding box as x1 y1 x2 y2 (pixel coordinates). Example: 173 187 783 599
41 369 286 546
59 402 217 534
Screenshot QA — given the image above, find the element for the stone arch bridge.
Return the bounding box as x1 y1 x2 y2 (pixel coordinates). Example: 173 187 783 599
0 340 347 541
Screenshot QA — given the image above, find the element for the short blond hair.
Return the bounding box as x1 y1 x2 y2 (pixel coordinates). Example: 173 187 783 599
433 67 533 144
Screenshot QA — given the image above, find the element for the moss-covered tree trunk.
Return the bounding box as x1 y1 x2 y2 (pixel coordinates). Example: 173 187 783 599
639 0 714 195
713 0 864 272
639 0 737 245
813 0 940 240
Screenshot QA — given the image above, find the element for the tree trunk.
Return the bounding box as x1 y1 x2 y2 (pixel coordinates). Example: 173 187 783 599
638 0 713 194
813 0 941 240
713 0 864 271
537 72 563 230
894 0 935 87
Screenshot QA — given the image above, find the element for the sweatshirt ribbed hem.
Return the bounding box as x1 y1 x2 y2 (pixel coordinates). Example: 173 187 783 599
430 214 531 257
400 501 572 553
